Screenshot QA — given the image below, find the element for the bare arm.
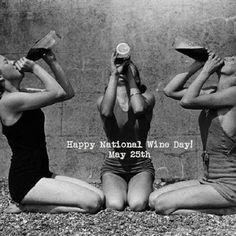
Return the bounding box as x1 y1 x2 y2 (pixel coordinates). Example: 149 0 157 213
42 50 75 101
127 62 155 116
3 57 66 112
98 72 119 117
181 86 236 109
97 53 127 117
164 61 205 100
180 53 228 109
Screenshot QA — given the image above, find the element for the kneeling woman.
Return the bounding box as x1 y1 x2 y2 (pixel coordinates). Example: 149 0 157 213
0 50 104 213
97 51 155 211
149 51 236 215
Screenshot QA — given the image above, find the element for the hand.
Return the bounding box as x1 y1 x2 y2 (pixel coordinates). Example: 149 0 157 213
42 49 57 63
111 51 129 76
202 51 224 75
111 51 117 73
15 57 36 73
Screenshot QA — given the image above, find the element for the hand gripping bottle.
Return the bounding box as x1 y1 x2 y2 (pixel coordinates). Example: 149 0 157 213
174 36 208 62
26 30 61 61
115 43 131 64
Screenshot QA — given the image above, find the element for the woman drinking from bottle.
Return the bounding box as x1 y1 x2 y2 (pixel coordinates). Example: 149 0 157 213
0 50 104 213
97 46 155 211
149 51 236 215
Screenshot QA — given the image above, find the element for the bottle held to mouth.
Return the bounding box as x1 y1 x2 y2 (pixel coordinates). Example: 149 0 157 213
26 30 61 61
8 60 16 66
115 43 131 65
9 60 25 75
174 36 208 62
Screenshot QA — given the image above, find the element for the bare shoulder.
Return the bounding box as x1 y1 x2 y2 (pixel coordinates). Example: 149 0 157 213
0 94 22 125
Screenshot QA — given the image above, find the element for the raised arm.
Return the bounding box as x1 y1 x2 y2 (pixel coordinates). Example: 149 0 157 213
163 60 204 100
3 57 66 112
97 53 127 117
42 50 75 101
180 53 231 110
127 62 155 117
98 73 118 117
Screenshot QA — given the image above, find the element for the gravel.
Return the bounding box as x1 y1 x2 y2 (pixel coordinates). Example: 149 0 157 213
0 178 236 236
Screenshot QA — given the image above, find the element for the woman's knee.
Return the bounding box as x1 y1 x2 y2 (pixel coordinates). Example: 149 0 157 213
97 189 105 203
106 197 125 211
149 191 157 209
82 193 104 213
129 197 148 212
151 194 176 215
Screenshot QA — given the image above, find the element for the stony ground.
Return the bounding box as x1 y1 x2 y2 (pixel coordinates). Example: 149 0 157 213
0 178 236 236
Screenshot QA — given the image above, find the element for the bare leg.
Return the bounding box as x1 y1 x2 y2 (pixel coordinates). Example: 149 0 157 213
8 177 103 214
54 175 104 201
149 180 200 208
172 207 236 215
6 174 104 214
152 183 236 215
6 204 87 214
102 172 127 211
127 171 154 211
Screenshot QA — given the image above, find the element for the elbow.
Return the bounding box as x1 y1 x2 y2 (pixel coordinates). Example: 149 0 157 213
65 90 75 100
55 88 67 100
179 98 192 108
100 108 113 117
57 89 75 101
68 88 75 99
163 87 172 97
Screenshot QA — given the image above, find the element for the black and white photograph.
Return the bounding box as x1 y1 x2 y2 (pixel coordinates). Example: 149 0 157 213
0 0 236 235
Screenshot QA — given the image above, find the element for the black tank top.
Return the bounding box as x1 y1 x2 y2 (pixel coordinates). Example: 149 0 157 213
2 109 46 154
1 109 52 203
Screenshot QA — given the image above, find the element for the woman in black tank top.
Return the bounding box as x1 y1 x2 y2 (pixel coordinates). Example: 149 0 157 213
149 50 236 215
97 51 155 211
0 50 104 213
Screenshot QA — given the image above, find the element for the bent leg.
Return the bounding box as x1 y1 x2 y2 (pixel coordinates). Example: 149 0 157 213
153 184 236 215
5 203 88 214
20 177 103 213
127 171 154 212
102 172 127 211
172 207 236 215
149 180 200 208
54 175 104 201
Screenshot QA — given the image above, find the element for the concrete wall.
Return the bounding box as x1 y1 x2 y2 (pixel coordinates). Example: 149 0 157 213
0 0 236 182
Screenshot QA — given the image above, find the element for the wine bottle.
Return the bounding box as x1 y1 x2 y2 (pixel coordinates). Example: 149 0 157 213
174 36 208 62
26 31 61 61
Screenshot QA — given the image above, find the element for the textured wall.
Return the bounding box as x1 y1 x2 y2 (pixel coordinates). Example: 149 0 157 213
0 0 236 182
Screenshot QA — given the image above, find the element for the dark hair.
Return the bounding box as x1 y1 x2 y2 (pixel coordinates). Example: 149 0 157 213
128 62 147 93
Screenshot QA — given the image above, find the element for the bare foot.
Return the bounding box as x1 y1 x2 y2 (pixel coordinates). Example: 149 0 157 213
221 207 236 215
4 203 22 214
